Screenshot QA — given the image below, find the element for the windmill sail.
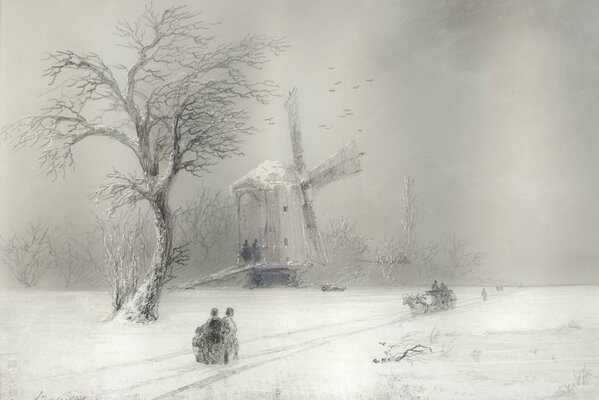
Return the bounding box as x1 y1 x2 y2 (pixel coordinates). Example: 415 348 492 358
285 88 327 265
285 88 306 173
305 141 364 190
301 191 329 265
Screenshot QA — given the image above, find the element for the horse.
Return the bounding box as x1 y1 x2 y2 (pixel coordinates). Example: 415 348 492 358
402 293 431 315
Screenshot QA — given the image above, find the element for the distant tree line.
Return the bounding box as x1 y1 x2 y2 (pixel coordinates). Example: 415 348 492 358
0 186 237 309
319 175 488 286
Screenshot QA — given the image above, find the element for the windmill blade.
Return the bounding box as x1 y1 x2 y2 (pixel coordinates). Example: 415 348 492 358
301 191 328 265
305 141 364 190
285 88 306 173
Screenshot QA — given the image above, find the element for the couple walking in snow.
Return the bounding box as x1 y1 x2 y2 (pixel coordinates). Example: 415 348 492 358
193 307 239 365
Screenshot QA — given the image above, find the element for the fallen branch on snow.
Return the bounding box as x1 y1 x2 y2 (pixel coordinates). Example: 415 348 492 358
372 344 432 363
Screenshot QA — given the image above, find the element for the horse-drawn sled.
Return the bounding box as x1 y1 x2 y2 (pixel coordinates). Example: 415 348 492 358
402 288 457 316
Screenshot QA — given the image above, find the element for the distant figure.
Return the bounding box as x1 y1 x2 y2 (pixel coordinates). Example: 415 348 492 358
222 307 239 364
481 288 488 302
431 280 439 291
241 240 251 263
252 239 262 263
440 282 448 292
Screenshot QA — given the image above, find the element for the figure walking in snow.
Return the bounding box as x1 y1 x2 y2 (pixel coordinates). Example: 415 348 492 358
481 288 488 301
222 307 239 364
431 280 439 291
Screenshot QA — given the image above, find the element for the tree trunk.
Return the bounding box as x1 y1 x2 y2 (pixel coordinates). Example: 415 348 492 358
116 189 173 323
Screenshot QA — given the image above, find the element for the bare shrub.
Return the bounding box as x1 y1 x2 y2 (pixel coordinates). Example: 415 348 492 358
53 242 89 288
369 237 407 284
323 217 370 282
93 211 153 312
573 365 591 385
173 187 237 277
0 223 55 287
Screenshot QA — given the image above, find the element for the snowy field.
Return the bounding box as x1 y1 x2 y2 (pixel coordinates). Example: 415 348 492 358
1 286 598 399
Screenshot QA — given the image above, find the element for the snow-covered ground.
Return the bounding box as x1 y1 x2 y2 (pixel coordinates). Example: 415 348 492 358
1 286 598 399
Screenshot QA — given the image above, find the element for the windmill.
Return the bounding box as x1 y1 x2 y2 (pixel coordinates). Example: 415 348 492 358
227 88 364 279
177 88 365 289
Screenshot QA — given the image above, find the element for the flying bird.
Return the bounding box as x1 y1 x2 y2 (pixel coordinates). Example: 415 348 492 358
339 115 346 118
264 117 274 121
318 124 326 128
333 81 342 85
352 85 360 90
328 89 336 93
268 122 275 126
344 108 352 112
357 129 363 133
327 66 335 70
366 78 374 82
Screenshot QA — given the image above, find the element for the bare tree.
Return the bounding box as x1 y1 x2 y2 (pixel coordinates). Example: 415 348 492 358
173 186 237 275
0 223 54 287
3 5 288 321
443 235 487 280
402 176 418 262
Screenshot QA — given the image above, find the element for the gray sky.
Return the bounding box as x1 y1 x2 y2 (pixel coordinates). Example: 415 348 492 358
1 0 599 286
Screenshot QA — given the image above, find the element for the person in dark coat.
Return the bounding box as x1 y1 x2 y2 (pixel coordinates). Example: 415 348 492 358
193 308 226 364
204 308 223 345
241 240 251 263
431 280 439 291
252 239 262 263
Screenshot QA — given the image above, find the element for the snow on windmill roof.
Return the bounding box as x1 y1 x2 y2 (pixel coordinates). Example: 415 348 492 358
231 160 300 191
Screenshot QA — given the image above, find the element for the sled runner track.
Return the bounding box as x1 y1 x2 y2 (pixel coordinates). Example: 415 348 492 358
145 288 525 399
100 313 404 397
148 316 408 400
31 311 397 383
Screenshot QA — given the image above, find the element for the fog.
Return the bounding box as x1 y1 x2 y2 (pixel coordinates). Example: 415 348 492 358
1 0 599 288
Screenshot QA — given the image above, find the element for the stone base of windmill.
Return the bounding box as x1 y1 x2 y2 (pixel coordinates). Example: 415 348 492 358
244 265 300 289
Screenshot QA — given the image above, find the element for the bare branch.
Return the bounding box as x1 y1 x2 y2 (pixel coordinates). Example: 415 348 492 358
3 114 139 179
93 170 150 216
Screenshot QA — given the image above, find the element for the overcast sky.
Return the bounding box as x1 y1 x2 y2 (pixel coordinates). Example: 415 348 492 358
1 0 599 287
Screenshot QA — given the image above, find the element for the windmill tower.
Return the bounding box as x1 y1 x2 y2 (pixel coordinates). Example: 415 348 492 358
231 88 364 267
